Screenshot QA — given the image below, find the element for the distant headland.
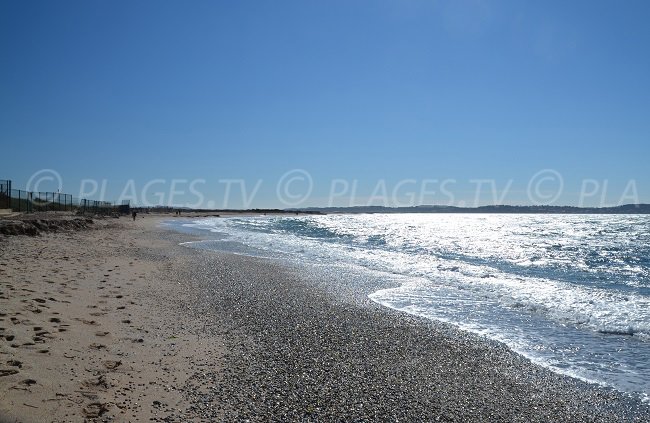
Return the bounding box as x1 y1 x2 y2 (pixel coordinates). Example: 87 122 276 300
291 204 650 214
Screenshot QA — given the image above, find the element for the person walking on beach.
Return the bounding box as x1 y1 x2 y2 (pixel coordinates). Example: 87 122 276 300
132 210 137 221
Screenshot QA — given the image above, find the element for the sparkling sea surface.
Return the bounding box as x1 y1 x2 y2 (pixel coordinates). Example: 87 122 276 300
175 214 650 401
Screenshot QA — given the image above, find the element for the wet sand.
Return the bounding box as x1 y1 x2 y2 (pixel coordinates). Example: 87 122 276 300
1 215 649 422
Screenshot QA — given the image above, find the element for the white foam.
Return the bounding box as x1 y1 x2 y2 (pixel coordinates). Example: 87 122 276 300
179 214 650 399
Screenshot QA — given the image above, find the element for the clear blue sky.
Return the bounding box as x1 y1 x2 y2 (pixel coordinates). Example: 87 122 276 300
2 0 649 208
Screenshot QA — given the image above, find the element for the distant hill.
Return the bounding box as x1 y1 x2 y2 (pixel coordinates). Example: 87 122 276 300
291 204 650 214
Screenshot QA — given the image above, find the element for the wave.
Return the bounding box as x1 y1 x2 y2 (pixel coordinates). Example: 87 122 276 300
179 214 650 398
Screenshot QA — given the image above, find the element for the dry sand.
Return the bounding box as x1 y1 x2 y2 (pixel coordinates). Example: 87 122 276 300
0 215 222 422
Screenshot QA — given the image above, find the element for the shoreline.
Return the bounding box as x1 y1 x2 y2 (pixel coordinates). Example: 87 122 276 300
178 244 649 421
1 215 649 421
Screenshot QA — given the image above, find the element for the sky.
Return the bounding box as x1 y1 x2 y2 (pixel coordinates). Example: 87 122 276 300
1 0 649 208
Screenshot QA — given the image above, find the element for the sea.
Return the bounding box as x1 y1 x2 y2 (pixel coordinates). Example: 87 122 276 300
170 213 650 402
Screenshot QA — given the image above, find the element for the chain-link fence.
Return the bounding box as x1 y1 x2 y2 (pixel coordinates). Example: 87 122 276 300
8 190 76 212
0 180 10 209
1 180 125 215
9 189 32 212
80 199 118 215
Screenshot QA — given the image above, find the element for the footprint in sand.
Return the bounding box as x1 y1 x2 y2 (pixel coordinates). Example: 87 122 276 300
0 369 20 377
82 374 110 390
82 401 109 418
103 360 122 370
88 343 106 350
74 318 99 325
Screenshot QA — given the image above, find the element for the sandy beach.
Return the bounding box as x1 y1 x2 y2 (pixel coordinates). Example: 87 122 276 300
0 215 224 422
1 214 649 422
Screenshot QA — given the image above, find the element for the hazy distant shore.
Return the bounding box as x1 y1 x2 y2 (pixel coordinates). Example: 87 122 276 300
1 214 648 421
